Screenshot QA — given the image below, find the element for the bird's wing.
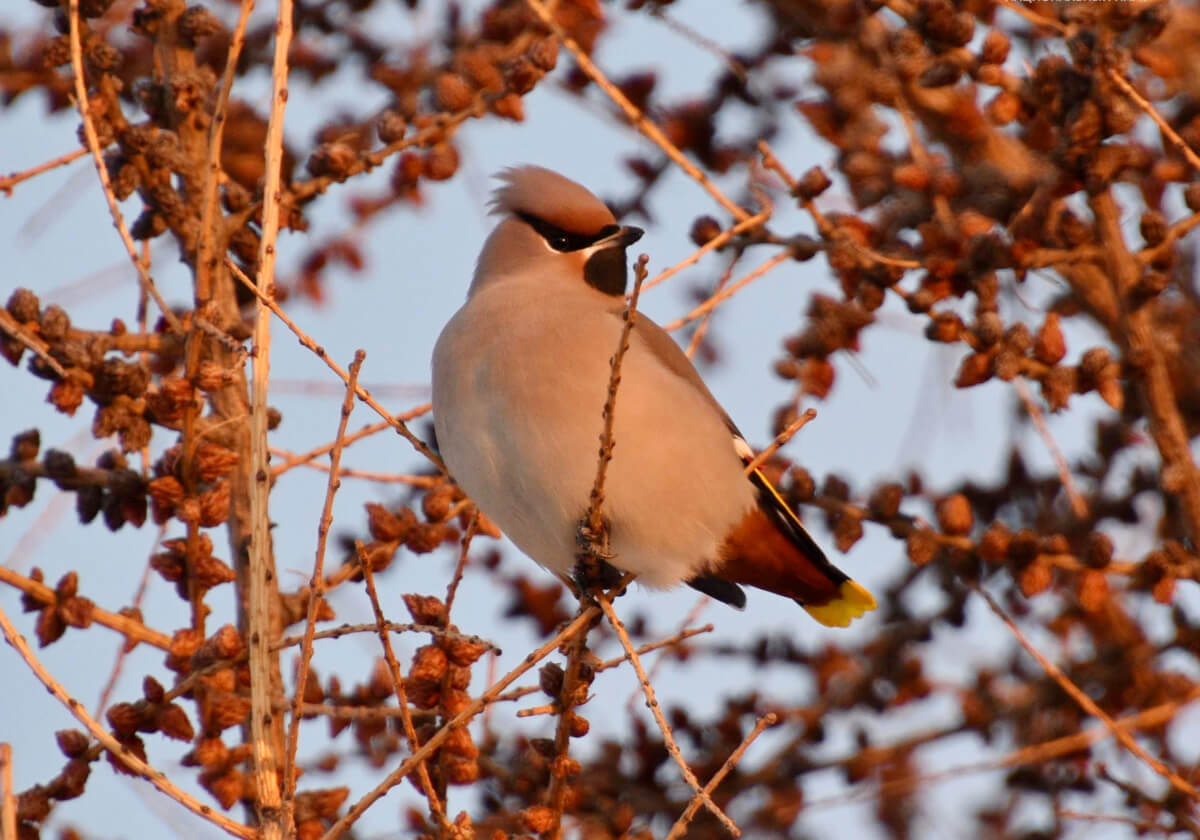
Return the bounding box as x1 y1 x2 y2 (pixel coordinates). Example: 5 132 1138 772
630 316 741 436
629 312 875 627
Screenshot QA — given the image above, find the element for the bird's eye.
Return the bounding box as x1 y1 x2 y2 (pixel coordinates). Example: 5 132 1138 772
550 235 571 250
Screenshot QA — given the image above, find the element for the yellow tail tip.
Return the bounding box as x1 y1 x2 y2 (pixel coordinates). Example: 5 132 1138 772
803 580 877 628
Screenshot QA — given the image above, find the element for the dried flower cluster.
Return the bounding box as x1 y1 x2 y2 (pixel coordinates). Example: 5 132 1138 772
2 0 1200 838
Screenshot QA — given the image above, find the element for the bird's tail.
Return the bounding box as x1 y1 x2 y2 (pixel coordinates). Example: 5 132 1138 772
715 460 876 627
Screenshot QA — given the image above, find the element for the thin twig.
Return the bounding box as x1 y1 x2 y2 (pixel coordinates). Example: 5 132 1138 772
0 743 14 840
0 309 69 379
270 411 428 477
282 352 364 823
246 0 295 831
271 457 440 486
685 252 742 359
66 1 181 334
0 147 87 195
580 256 648 557
194 0 255 303
757 140 919 270
664 713 777 840
664 251 792 331
523 0 751 222
545 601 601 840
1014 379 1088 519
974 583 1200 802
741 409 818 476
643 208 771 293
229 259 444 472
595 592 739 835
1107 70 1200 173
801 688 1199 811
444 511 480 614
0 566 170 649
321 604 603 840
0 602 255 840
359 542 448 829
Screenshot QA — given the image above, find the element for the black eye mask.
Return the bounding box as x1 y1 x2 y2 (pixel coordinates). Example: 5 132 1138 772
517 212 620 253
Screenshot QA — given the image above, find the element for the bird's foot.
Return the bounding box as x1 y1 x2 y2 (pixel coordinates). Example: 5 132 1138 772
573 518 623 594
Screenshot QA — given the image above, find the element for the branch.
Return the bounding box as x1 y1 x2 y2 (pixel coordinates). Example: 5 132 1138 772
66 0 181 334
321 605 603 840
246 0 296 830
577 256 647 578
974 583 1200 802
664 713 777 840
229 260 445 472
0 148 87 196
282 352 364 825
0 601 254 839
523 0 751 222
595 592 739 835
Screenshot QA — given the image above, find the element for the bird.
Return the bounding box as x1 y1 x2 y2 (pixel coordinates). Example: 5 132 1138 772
431 166 875 627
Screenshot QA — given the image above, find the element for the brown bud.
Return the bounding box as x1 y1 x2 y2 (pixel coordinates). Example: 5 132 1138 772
195 442 240 482
528 36 559 71
434 73 474 111
986 91 1020 125
442 756 480 785
424 144 459 181
906 530 938 566
868 483 904 519
1017 560 1052 597
955 352 992 387
505 56 540 95
491 92 524 122
403 593 448 627
376 110 407 144
157 703 195 741
198 482 231 527
443 635 490 667
409 645 448 684
422 483 458 521
1153 576 1175 604
980 30 1010 64
205 691 251 731
443 727 479 760
520 806 556 834
795 167 832 201
926 311 964 343
936 494 973 535
106 703 143 737
366 503 415 542
1033 313 1066 365
6 288 41 323
56 729 90 758
569 712 590 737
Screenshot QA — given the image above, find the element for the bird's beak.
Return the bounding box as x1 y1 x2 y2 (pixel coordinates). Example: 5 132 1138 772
600 225 644 248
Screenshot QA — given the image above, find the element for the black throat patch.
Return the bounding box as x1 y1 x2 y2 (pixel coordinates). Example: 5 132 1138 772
584 247 628 296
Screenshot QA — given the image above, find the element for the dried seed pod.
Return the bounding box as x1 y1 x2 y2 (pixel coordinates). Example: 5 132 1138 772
434 73 474 111
980 30 1010 64
424 144 459 181
936 494 973 535
689 215 721 246
906 529 938 566
795 167 832 201
528 35 559 71
6 288 40 323
402 593 447 627
955 352 993 387
56 729 90 758
1017 560 1052 597
520 806 556 834
1033 313 1066 365
306 143 358 179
